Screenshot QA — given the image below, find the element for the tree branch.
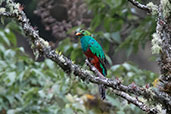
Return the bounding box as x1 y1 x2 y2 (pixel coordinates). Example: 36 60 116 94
113 90 158 113
0 0 166 113
154 0 171 112
128 0 151 13
85 59 158 113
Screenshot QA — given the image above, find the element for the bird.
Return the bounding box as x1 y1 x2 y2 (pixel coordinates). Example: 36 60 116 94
75 29 107 100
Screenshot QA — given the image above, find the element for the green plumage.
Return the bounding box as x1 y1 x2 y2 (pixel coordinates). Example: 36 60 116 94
80 35 107 76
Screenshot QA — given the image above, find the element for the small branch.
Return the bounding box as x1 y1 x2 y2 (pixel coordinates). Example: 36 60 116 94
113 90 158 114
128 0 151 13
85 59 106 79
85 59 155 100
85 59 158 113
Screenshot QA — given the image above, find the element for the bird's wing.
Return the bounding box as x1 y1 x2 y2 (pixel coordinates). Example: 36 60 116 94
88 38 107 75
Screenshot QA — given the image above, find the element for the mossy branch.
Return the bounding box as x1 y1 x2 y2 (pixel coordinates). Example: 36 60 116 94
1 0 171 113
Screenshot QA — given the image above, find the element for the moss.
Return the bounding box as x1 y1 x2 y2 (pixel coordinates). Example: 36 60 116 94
0 8 6 13
147 2 158 15
151 33 162 54
161 0 171 18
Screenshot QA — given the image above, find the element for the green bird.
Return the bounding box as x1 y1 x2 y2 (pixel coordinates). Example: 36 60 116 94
75 30 107 100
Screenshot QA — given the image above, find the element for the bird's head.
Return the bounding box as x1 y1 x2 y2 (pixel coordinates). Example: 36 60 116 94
75 29 91 38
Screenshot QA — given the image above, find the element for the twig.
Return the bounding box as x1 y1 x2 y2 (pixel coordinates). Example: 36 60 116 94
128 0 151 13
113 90 158 114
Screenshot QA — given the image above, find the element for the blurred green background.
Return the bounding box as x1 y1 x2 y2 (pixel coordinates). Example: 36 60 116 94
0 0 159 113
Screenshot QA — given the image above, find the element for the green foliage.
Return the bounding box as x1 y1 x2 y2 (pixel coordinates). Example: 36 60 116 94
57 38 85 65
60 0 156 64
0 23 158 114
0 25 88 113
85 0 156 57
110 62 158 86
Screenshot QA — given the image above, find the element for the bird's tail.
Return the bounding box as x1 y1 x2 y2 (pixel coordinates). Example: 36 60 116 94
98 84 106 100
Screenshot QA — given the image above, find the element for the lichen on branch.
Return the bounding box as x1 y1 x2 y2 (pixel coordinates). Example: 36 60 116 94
1 0 171 113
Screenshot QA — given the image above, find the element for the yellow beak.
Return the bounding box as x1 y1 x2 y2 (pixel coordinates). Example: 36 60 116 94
75 32 81 36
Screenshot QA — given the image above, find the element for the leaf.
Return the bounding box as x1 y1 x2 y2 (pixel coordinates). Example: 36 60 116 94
58 38 72 53
5 28 17 46
126 45 133 58
4 49 16 60
38 90 46 98
16 61 25 72
103 33 110 39
111 64 121 71
6 72 16 86
0 31 10 46
22 88 39 104
91 14 101 30
117 110 125 114
6 21 22 33
1 17 4 25
70 48 83 63
45 59 54 69
18 71 25 82
104 17 113 32
63 108 74 114
111 31 121 43
105 54 112 65
0 44 6 52
106 96 121 108
0 60 7 69
7 109 16 114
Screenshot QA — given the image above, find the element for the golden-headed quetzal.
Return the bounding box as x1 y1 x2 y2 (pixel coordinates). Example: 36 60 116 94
75 30 107 100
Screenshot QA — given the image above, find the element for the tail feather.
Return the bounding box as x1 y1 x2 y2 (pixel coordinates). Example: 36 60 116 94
98 84 106 100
